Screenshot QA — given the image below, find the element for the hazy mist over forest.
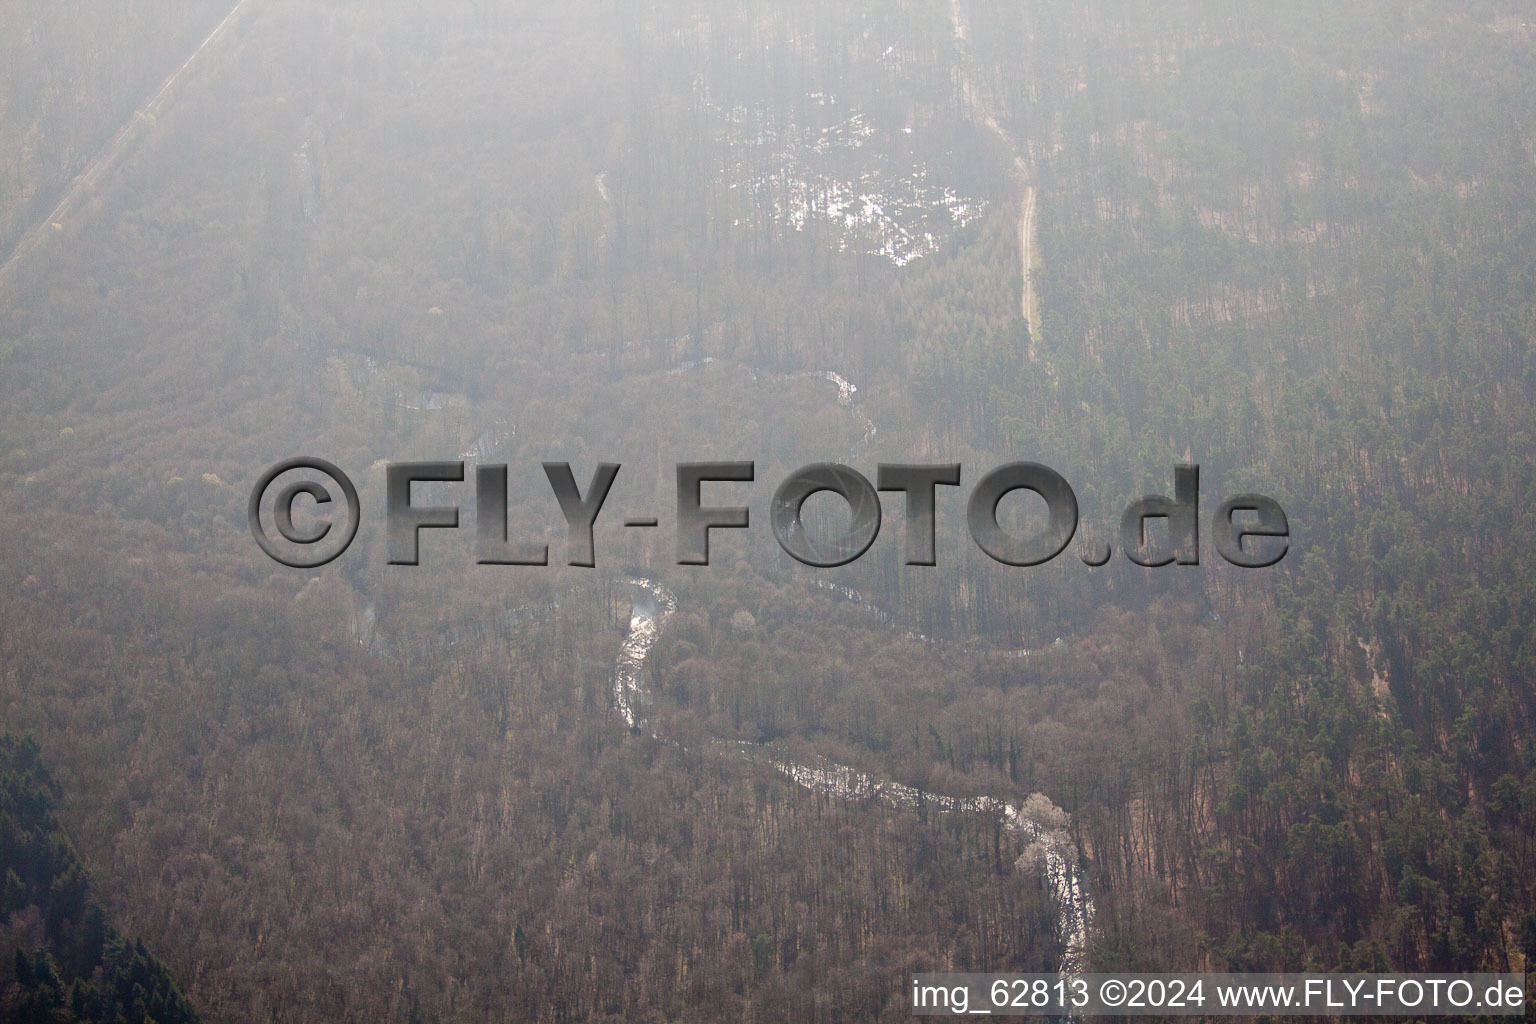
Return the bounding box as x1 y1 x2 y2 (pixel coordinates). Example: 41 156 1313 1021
2 0 1536 1020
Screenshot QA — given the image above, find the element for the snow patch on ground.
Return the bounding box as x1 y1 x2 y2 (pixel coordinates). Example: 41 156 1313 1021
708 93 986 265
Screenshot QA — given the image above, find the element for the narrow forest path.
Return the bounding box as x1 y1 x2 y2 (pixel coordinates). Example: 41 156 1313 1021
949 0 1039 346
0 0 253 294
1021 183 1038 330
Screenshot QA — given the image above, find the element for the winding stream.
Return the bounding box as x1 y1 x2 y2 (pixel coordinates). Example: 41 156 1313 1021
611 574 1095 982
605 356 1093 979
353 352 1097 979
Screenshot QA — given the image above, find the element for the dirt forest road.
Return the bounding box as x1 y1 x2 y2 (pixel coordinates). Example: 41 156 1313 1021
0 0 253 295
1020 183 1037 330
949 0 1039 339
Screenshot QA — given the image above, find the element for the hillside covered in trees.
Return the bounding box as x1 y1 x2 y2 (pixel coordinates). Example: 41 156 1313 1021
1 736 201 1024
1 0 1535 1020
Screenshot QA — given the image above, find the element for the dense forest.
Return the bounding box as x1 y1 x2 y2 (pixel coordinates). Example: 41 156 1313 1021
1 0 1535 1019
1 735 201 1023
